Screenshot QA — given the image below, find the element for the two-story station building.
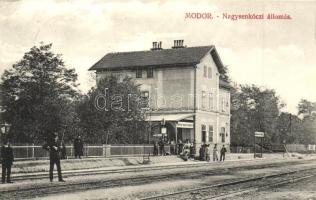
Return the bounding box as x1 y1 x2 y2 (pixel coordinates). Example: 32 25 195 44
89 40 231 151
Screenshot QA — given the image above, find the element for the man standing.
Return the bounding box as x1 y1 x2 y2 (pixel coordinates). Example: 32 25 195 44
1 140 14 184
213 144 219 161
220 145 227 161
205 144 210 162
153 141 158 156
43 133 65 182
74 135 83 159
158 139 165 156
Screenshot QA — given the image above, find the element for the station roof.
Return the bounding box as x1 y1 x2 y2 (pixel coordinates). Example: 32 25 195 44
89 45 226 74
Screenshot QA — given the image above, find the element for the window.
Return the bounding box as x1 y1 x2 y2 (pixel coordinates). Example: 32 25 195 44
208 67 212 79
221 99 225 112
140 91 150 109
202 91 207 109
209 92 214 110
147 67 153 78
203 65 207 77
221 98 229 113
208 125 213 142
141 91 149 100
202 125 206 143
221 127 225 143
136 68 142 78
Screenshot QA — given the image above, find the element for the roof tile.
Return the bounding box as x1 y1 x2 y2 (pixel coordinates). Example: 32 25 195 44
89 46 215 70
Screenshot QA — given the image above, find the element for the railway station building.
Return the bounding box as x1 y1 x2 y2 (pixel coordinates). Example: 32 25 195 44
89 40 232 150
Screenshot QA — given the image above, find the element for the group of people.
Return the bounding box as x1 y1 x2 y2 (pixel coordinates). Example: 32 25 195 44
153 139 165 156
200 143 227 162
153 138 228 162
0 133 84 184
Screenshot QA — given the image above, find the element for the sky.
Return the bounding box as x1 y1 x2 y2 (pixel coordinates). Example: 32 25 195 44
0 0 315 114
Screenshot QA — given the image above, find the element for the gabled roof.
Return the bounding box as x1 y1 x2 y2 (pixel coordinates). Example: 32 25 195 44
89 45 226 74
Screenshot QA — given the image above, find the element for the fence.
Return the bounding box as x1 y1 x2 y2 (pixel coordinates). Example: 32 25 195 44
230 144 316 153
10 144 172 159
286 144 316 152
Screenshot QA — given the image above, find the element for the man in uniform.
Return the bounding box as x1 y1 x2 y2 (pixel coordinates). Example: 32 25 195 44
74 135 83 159
1 139 14 184
220 145 227 162
43 133 65 182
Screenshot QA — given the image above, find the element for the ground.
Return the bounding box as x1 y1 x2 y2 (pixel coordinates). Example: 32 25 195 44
234 174 316 200
1 153 316 200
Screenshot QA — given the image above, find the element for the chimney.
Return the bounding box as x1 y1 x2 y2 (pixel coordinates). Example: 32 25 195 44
172 40 185 49
151 41 163 50
158 41 162 49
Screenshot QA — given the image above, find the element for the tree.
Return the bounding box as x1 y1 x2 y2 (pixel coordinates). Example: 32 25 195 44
1 43 79 143
77 76 147 144
298 99 316 119
297 99 316 144
230 84 284 147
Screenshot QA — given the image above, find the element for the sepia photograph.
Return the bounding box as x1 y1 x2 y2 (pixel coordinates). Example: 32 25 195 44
0 0 316 199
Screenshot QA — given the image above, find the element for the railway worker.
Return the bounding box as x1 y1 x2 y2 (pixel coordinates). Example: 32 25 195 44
189 142 195 159
153 141 158 156
158 139 165 156
199 143 206 161
1 139 14 184
177 139 183 155
74 135 83 159
220 145 227 162
205 144 210 162
213 144 219 162
43 133 65 182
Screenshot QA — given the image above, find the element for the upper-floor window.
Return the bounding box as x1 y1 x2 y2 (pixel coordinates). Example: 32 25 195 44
208 125 213 142
136 68 142 78
141 91 149 100
221 99 226 112
208 67 212 79
147 67 153 78
221 98 229 113
202 91 207 109
203 65 207 77
209 92 214 110
140 91 150 109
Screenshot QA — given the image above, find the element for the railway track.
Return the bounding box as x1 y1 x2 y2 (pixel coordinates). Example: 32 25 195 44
1 158 315 199
140 167 316 200
10 158 314 182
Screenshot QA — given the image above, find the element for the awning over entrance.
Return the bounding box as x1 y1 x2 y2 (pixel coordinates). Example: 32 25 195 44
145 113 194 122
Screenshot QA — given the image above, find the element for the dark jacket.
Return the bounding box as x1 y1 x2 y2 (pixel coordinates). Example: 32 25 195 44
1 146 14 165
43 140 62 160
220 147 227 154
74 138 83 156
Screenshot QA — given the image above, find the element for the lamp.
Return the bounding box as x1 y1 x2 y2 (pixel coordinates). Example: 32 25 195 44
0 123 11 134
1 123 11 144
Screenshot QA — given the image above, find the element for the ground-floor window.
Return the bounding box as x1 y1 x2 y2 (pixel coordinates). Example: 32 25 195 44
221 127 225 143
208 125 213 142
202 125 206 143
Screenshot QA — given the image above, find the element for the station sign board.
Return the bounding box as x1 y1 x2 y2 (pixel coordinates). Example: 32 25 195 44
161 127 167 134
176 122 194 129
255 132 265 137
